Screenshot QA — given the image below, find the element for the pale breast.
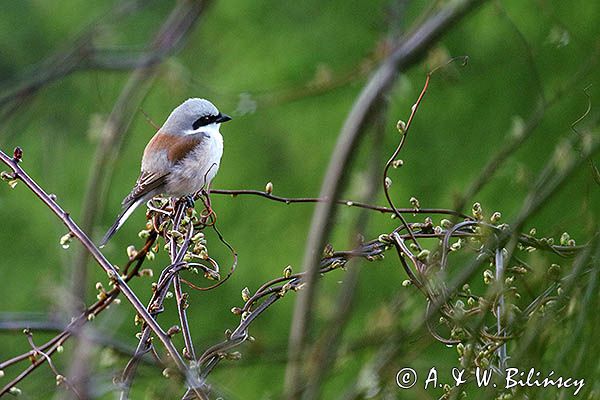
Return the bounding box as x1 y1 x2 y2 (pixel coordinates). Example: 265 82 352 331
165 131 223 196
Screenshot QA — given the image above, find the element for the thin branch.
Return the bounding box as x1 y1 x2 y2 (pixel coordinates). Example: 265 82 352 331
67 4 210 396
172 205 197 363
23 329 83 399
570 85 600 185
0 0 212 118
285 0 487 396
0 148 200 393
0 234 156 394
118 201 195 399
454 40 600 214
0 315 155 365
302 97 389 400
209 188 469 218
381 56 470 251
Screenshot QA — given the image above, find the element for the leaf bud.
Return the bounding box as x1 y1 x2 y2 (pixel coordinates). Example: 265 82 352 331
126 245 138 259
490 212 501 223
385 177 392 189
231 307 242 315
265 181 273 194
59 232 73 249
396 120 406 133
483 269 494 285
241 287 251 302
409 197 420 210
472 202 483 220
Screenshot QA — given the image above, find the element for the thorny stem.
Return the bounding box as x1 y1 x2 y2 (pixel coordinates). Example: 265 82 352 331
0 232 156 396
209 189 470 219
172 206 197 362
190 214 586 394
1 128 593 397
383 56 469 252
0 148 202 396
23 330 83 399
286 1 486 394
119 202 197 399
495 248 507 371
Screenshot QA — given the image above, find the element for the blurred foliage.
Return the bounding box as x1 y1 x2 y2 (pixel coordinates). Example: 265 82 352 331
0 0 599 399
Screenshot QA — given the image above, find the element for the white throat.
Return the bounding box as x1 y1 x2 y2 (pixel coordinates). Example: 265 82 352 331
184 122 221 137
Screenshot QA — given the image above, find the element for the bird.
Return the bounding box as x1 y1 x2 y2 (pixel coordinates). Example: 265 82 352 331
99 98 231 248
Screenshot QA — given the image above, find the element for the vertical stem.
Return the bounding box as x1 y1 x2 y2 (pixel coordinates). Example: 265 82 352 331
284 1 487 396
495 248 507 371
0 150 198 393
171 203 197 361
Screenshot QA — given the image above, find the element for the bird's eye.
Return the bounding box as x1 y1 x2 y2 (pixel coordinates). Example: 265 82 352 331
192 115 214 130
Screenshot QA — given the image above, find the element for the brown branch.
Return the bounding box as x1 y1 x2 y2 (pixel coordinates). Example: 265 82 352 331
191 214 585 391
302 97 389 400
0 315 155 365
172 205 197 362
118 203 194 398
68 3 211 395
23 329 83 399
0 233 156 395
0 148 200 393
570 85 600 185
285 0 487 396
209 188 469 218
454 40 600 214
0 1 212 118
118 196 228 399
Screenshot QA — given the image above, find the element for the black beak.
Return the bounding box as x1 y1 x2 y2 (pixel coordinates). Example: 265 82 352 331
216 113 232 123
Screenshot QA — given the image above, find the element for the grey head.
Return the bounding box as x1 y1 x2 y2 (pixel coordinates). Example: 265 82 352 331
161 98 231 136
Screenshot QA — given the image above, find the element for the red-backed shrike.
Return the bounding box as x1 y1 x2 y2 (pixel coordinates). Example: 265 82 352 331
100 98 231 247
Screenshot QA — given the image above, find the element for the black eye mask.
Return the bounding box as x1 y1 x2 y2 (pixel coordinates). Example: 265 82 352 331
192 115 215 130
192 113 232 130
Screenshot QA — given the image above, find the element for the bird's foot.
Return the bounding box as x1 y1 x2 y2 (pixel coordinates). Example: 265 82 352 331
182 194 196 209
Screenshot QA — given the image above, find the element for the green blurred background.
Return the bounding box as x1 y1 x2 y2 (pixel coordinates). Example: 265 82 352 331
0 0 599 398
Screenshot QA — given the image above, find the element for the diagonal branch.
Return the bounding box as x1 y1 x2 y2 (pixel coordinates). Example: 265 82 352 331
209 188 469 218
285 0 487 396
0 0 212 120
68 3 211 394
0 148 201 394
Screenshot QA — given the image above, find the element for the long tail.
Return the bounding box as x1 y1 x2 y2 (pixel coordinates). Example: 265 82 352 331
99 196 146 248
